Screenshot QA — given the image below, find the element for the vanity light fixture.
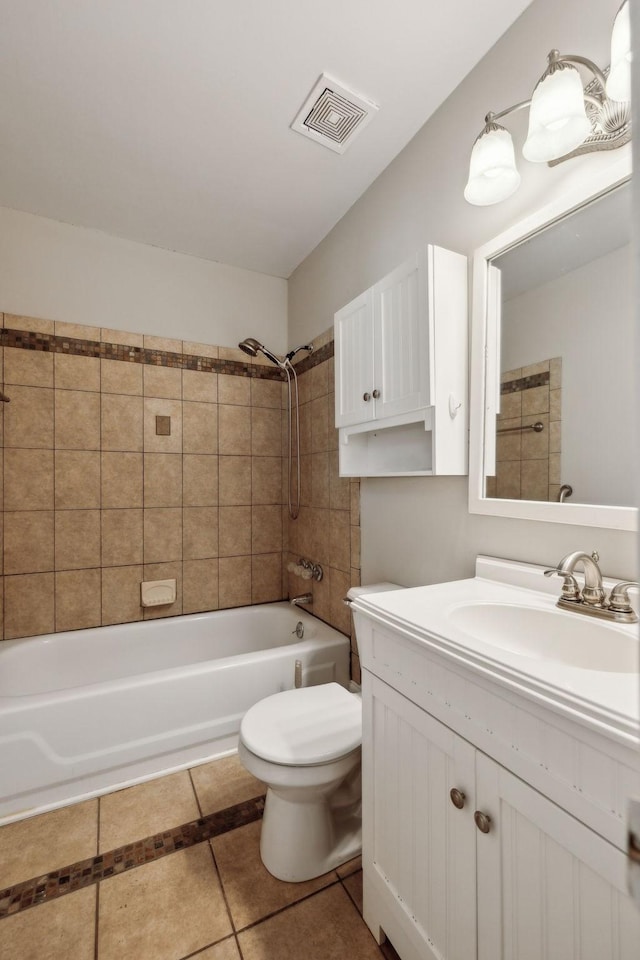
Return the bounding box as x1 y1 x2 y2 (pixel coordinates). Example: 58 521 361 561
464 0 632 206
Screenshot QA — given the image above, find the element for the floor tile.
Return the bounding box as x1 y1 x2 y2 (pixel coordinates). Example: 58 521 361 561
191 937 242 959
191 754 265 815
211 820 337 929
342 869 364 914
336 854 362 878
237 883 383 960
98 844 232 960
0 800 98 888
99 770 200 851
0 887 96 960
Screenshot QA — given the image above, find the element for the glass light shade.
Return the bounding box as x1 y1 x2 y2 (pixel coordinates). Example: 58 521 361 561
522 64 591 162
606 0 632 102
464 125 521 206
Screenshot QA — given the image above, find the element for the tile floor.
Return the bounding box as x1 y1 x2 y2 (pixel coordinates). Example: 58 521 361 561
0 755 400 960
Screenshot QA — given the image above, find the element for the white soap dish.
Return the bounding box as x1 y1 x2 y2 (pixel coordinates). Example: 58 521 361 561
141 579 177 607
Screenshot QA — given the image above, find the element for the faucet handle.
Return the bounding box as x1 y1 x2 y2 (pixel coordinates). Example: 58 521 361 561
608 581 639 614
543 567 581 601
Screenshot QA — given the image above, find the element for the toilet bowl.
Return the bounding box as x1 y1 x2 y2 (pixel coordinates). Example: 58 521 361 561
239 682 362 882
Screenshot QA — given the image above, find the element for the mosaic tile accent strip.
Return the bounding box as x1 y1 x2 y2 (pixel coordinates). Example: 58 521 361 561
0 794 265 920
501 370 549 394
293 339 334 375
0 327 286 381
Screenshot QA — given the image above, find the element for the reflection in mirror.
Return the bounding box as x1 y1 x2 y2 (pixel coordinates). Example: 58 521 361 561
484 180 633 507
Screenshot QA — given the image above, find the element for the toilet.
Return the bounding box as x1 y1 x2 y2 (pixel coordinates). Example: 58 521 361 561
239 583 401 883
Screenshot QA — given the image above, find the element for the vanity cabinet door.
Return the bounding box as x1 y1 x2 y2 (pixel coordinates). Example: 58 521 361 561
476 752 640 960
334 288 375 427
363 673 477 960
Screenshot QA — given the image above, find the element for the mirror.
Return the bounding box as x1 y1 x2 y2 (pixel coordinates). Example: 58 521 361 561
469 154 637 531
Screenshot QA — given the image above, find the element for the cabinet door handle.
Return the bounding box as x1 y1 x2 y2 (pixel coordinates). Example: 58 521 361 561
372 389 381 399
449 788 465 810
363 392 371 402
474 810 492 834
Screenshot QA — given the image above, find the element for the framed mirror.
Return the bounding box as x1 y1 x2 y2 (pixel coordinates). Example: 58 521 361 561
469 152 637 531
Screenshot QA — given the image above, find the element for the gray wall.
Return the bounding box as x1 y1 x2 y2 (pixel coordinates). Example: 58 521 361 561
288 0 637 586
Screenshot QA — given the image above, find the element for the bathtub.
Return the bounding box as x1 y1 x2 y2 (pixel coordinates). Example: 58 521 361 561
0 603 350 823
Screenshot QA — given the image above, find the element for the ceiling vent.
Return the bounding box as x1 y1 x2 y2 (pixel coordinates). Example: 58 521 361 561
291 74 379 154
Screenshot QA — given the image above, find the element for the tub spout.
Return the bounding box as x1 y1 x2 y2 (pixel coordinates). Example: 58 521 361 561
290 594 313 607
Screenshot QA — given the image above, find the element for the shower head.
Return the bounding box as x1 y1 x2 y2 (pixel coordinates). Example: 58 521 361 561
238 338 284 368
285 344 314 363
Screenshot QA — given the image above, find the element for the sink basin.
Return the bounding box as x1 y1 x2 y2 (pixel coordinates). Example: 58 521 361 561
449 602 639 673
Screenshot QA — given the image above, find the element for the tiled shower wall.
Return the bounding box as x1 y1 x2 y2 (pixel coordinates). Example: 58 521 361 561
0 315 360 646
286 328 362 681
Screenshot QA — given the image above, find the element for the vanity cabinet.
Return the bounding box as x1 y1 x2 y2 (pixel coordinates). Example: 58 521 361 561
359 622 640 960
334 245 467 477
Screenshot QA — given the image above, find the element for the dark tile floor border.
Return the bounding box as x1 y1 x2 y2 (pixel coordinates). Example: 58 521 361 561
0 794 265 920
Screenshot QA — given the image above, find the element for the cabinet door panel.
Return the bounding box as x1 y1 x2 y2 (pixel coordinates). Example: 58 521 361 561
476 753 640 960
364 674 476 960
373 249 430 419
334 289 374 427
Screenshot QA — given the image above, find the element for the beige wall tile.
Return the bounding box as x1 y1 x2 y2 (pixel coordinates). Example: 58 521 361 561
183 401 218 454
549 452 561 486
549 420 561 454
55 568 101 631
143 397 182 453
55 510 101 570
218 374 250 406
311 452 330 508
101 327 144 348
102 452 143 508
550 357 562 390
297 370 311 406
102 565 143 625
330 567 351 635
54 354 100 392
4 572 55 638
252 457 281 504
219 556 251 608
521 414 549 460
55 390 100 450
101 359 143 395
251 553 283 604
496 461 521 499
327 398 338 451
144 453 182 507
54 320 101 341
329 451 349 510
4 511 54 574
4 449 54 510
521 459 549 501
143 364 182 399
183 454 219 506
184 507 218 559
102 509 143 566
252 505 282 554
549 484 561 502
350 482 360 527
497 390 522 420
251 378 282 408
350 525 361 570
310 361 329 399
329 510 350 572
55 450 101 509
144 507 183 563
219 405 251 455
495 417 522 462
5 313 54 335
183 340 218 359
550 388 562 420
501 366 522 383
251 407 282 457
219 456 252 505
521 384 549 416
144 334 183 353
310 568 331 623
102 394 144 451
310 396 329 453
183 558 219 613
298 454 312 507
297 402 311 455
351 653 362 685
521 359 550 377
142 561 183 619
220 346 251 363
4 385 54 448
4 347 53 387
183 369 217 403
219 506 251 556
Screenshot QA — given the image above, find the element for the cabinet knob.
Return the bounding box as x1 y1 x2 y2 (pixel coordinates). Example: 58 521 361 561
363 392 371 402
474 810 492 834
449 788 465 810
372 389 381 399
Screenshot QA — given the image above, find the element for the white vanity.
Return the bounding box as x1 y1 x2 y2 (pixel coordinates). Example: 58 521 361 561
352 557 640 960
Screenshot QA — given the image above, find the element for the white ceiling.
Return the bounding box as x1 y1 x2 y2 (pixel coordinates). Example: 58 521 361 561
0 0 533 278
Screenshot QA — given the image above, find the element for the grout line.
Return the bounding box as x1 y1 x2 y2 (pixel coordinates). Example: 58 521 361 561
93 875 100 960
232 875 343 935
0 794 265 921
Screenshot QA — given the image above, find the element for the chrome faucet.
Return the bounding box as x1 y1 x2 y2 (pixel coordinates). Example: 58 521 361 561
544 551 638 623
290 593 313 607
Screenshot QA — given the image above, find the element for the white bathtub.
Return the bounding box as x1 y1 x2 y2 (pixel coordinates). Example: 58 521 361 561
0 603 350 824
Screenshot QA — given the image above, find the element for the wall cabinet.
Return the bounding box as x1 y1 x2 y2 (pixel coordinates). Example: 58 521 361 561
359 636 640 960
334 245 467 477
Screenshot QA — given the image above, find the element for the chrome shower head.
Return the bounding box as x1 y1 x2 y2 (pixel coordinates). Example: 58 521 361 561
238 337 285 368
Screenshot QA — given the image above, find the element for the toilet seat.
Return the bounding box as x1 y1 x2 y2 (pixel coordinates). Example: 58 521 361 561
240 682 361 766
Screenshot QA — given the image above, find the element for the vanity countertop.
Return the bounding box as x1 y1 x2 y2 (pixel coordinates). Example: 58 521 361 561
352 557 639 746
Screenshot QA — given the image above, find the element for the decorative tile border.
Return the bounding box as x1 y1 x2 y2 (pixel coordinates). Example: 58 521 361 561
0 328 285 381
0 794 265 919
500 370 549 394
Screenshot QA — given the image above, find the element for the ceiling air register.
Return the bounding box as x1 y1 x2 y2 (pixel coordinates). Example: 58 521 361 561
291 73 378 154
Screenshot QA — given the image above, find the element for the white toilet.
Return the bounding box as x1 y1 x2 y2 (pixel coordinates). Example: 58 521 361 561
239 582 401 883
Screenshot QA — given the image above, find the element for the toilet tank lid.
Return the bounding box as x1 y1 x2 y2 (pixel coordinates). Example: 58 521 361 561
240 682 361 766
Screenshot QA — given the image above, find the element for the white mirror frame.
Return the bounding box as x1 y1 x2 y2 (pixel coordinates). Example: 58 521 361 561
469 151 637 532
